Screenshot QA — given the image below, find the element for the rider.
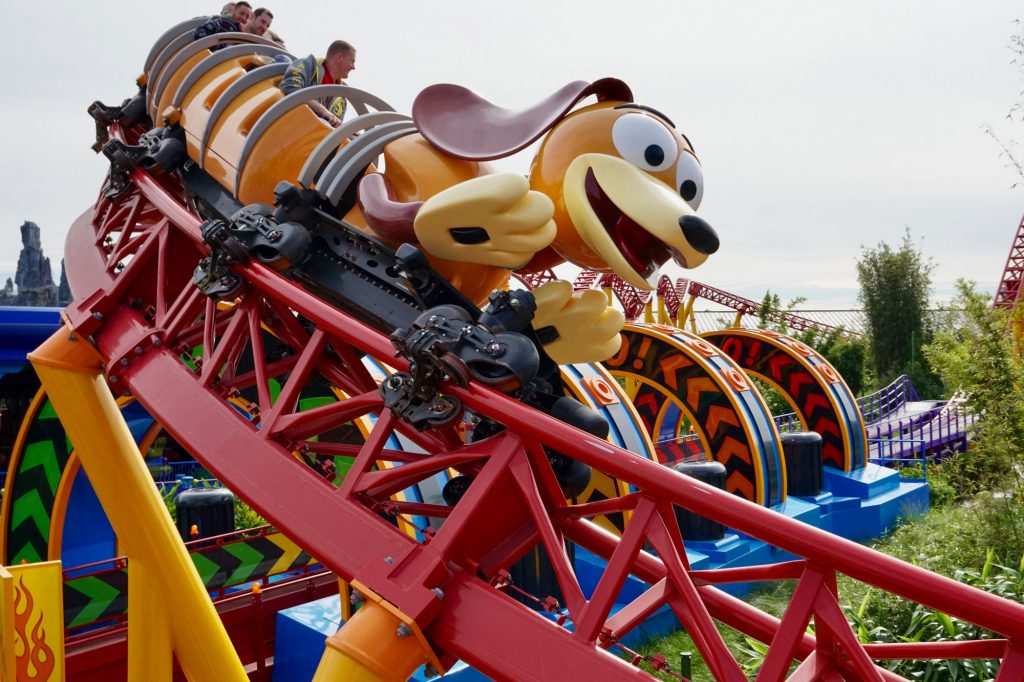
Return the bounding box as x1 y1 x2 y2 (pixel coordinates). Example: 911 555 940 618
278 41 356 128
192 1 252 41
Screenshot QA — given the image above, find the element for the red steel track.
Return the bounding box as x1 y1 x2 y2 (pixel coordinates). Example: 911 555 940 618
567 271 855 338
994 211 1024 310
62 124 1024 680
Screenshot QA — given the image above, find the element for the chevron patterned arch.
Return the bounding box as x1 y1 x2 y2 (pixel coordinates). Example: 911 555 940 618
604 325 785 507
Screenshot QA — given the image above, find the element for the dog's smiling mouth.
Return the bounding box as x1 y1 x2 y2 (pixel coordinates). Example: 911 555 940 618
584 168 671 280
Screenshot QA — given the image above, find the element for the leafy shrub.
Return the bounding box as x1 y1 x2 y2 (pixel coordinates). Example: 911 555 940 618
844 549 1023 680
234 499 267 530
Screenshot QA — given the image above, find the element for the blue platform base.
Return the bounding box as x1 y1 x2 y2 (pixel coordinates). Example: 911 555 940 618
820 463 929 540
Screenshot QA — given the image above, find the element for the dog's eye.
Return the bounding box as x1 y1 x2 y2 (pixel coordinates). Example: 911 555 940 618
675 151 704 210
612 114 676 172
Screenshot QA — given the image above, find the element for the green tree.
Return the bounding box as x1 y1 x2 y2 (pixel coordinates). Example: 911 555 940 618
753 290 867 396
856 229 940 396
923 280 1024 509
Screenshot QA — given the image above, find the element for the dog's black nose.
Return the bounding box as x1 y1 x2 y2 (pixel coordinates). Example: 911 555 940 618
679 215 719 255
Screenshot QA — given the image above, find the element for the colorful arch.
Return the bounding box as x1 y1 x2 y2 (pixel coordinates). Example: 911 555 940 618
702 329 867 472
0 392 155 566
604 324 785 507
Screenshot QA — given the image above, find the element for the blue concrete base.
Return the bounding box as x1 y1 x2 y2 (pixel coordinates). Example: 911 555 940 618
822 464 930 540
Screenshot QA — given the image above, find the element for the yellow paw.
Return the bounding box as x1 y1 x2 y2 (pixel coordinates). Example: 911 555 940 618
532 280 625 364
413 173 556 269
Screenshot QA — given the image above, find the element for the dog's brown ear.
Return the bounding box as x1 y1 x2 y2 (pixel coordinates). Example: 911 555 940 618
412 78 632 161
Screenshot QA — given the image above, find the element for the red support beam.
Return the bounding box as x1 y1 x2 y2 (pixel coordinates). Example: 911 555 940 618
993 211 1024 309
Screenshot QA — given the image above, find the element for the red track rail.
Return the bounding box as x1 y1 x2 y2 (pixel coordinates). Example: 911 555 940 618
62 124 1024 680
568 271 856 337
993 211 1024 309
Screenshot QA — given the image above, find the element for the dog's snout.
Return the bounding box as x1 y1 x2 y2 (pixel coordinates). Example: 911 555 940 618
679 215 719 255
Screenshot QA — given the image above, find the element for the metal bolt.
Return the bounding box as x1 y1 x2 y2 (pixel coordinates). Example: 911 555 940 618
396 623 412 638
134 346 144 355
432 588 444 600
487 343 502 356
109 375 118 383
510 298 520 308
384 556 394 564
120 358 130 366
92 312 103 321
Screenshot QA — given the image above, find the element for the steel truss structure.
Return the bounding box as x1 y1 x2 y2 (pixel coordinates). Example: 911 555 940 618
55 123 1024 680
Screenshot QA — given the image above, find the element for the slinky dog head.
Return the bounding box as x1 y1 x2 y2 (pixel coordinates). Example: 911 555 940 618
413 78 719 290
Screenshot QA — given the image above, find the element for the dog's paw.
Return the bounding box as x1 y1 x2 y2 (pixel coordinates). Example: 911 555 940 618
532 280 625 364
413 173 556 269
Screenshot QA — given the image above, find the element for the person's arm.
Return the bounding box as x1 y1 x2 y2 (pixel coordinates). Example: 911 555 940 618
306 101 341 127
278 58 309 95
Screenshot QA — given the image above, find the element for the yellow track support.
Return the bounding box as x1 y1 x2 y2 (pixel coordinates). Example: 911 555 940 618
682 293 697 333
643 300 654 323
313 581 441 682
28 328 246 681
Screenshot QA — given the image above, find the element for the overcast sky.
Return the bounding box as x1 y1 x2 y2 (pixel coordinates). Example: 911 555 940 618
2 1 1022 308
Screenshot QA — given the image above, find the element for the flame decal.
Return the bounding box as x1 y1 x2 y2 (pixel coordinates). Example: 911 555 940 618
12 575 56 681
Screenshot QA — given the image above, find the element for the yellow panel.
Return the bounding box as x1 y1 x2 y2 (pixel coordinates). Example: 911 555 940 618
178 60 253 151
0 561 64 682
202 149 238 195
185 132 203 163
153 51 208 125
237 107 331 205
206 86 283 181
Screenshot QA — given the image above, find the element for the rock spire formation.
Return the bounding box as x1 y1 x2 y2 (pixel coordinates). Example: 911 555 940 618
1 221 71 307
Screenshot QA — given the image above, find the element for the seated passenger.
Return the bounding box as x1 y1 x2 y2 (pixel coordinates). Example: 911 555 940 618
278 41 356 128
266 29 285 46
220 2 235 16
242 7 273 37
193 1 251 41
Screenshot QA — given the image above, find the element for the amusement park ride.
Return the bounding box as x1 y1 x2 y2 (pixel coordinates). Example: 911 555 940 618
3 17 1024 682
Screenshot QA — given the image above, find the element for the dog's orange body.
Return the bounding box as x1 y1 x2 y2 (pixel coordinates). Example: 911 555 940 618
349 79 719 363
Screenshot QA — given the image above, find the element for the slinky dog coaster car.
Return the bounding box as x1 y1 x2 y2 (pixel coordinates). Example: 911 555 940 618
355 78 719 364
123 32 716 366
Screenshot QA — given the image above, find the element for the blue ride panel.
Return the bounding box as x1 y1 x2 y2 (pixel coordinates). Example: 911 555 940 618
0 306 61 376
61 467 117 575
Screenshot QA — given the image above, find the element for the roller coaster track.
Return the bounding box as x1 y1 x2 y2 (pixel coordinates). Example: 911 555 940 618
993 210 1024 310
567 271 856 338
55 117 1024 680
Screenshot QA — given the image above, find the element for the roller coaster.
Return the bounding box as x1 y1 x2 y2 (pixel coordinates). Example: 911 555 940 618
3 17 1024 682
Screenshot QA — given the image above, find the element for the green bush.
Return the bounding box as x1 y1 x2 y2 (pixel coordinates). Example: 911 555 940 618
235 498 267 530
844 549 1023 680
